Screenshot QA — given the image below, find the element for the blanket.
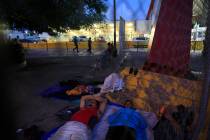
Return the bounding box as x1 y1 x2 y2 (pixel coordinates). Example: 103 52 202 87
107 68 202 113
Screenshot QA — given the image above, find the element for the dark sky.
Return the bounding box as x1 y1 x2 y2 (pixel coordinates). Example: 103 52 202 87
105 0 151 21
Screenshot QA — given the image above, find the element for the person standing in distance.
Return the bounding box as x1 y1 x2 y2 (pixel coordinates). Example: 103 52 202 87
87 37 92 54
73 36 79 53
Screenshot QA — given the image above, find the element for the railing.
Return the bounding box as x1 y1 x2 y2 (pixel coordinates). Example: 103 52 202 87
21 40 204 51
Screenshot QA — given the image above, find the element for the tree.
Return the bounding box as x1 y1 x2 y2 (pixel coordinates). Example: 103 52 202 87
0 0 108 34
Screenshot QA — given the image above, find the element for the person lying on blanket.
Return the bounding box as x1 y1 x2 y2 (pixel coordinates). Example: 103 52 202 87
105 100 158 140
65 85 87 96
49 95 107 140
66 85 100 96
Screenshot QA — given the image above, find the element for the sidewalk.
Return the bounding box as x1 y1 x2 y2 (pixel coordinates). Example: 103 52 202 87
24 47 149 58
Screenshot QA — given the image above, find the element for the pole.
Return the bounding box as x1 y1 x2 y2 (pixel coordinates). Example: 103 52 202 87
114 0 116 48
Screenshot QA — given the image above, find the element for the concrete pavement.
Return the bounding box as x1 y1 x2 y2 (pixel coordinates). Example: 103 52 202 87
6 47 204 139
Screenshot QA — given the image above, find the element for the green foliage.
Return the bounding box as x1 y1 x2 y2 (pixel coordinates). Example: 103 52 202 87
0 0 107 34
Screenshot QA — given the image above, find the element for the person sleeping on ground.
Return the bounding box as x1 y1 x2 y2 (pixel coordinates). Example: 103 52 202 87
48 95 107 140
65 85 101 96
105 100 158 140
65 85 87 96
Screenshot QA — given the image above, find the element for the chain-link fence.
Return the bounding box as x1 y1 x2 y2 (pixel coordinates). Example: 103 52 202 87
22 0 210 57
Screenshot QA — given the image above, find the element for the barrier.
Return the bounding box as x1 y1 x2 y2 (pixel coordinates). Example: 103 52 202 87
21 41 204 51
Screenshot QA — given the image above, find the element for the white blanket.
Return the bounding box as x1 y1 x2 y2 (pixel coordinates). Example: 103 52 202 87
48 121 90 140
100 73 124 93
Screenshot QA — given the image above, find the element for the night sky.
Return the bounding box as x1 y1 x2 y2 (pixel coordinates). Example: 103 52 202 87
105 0 151 21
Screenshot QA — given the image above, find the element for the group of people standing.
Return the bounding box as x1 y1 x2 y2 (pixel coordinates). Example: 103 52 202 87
72 36 92 54
106 42 117 57
72 36 117 57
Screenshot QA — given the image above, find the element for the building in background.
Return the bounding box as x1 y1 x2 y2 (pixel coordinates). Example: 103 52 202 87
191 24 206 41
65 20 152 42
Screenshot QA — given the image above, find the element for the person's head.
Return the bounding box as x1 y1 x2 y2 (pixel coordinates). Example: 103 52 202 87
107 42 111 46
86 99 99 108
124 100 133 108
89 37 91 40
105 126 136 140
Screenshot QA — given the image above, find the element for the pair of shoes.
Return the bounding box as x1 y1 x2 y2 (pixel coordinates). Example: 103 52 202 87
129 67 134 74
129 67 138 75
134 69 138 75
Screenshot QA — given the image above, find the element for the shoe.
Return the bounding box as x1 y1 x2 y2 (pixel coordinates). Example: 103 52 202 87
134 68 138 75
129 67 133 74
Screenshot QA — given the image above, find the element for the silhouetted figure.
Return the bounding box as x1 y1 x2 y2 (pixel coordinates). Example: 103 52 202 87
94 42 112 70
107 42 112 54
87 37 92 53
73 36 79 53
111 43 117 57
